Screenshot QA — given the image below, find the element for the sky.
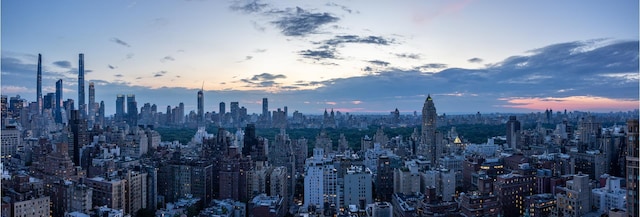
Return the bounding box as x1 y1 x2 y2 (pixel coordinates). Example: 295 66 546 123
2 0 639 115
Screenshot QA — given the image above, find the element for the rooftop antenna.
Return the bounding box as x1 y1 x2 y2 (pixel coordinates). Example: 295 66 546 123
201 81 204 91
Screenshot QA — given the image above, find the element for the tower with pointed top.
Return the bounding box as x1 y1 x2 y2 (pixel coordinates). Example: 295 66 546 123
197 88 204 126
421 94 439 164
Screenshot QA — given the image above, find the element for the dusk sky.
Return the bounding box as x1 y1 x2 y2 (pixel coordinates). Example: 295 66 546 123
2 1 638 115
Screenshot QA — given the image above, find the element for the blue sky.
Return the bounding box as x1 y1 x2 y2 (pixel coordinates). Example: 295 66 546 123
2 0 638 115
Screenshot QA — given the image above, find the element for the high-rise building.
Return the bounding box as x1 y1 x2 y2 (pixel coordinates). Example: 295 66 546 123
88 82 96 125
36 53 43 114
219 102 225 114
127 94 138 127
262 98 268 119
230 102 240 126
420 94 439 164
553 173 592 217
43 93 55 110
197 89 204 126
116 94 126 121
69 110 88 166
627 119 639 217
98 101 105 127
304 148 338 211
506 116 521 150
55 79 63 123
78 53 86 117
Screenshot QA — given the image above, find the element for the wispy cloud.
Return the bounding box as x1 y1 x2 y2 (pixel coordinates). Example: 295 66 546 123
395 53 421 59
108 65 117 69
53 60 72 68
299 48 338 60
368 60 390 67
161 56 175 63
110 37 131 47
322 35 394 46
153 71 168 77
271 7 339 36
230 0 268 13
468 57 483 63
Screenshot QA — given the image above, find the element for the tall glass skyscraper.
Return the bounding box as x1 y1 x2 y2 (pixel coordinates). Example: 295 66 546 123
55 79 63 123
197 90 204 125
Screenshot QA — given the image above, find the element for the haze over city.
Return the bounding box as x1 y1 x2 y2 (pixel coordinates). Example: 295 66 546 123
2 0 638 115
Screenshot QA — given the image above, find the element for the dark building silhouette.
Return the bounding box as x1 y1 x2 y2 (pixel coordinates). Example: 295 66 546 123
506 116 521 150
78 53 86 117
127 94 138 127
116 94 126 122
69 110 88 166
627 119 639 217
197 89 204 126
36 53 43 114
55 79 63 123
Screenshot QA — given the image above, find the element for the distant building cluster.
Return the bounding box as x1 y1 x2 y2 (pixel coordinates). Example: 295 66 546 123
0 53 638 217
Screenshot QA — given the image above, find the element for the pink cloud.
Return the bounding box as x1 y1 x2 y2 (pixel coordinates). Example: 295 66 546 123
499 96 639 112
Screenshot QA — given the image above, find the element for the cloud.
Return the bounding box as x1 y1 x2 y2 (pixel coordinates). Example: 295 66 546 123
53 60 72 68
395 53 421 59
110 37 131 47
114 74 123 78
230 0 268 13
250 73 286 81
251 21 266 32
126 53 134 59
161 56 175 63
153 71 168 77
325 2 355 14
254 49 267 53
271 7 339 36
468 57 483 63
322 35 394 46
108 65 117 69
414 63 448 72
299 48 338 60
368 60 390 67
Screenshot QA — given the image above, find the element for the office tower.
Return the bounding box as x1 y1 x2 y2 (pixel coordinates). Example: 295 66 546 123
197 89 204 126
578 115 602 151
98 101 105 127
230 102 239 125
375 155 395 202
55 79 63 123
88 82 95 124
421 94 439 164
506 116 521 150
116 94 126 121
43 93 55 110
627 119 639 217
178 102 185 124
1 95 7 120
219 102 225 115
78 53 86 117
127 94 138 127
36 53 43 114
69 110 88 166
262 97 269 121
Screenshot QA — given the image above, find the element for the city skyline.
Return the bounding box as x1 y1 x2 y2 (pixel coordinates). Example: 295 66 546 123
2 1 638 115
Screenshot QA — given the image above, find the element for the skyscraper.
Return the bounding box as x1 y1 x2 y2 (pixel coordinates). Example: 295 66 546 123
506 116 521 150
627 119 639 217
78 53 86 117
219 102 225 115
262 98 269 123
55 79 63 123
116 94 125 121
197 89 204 126
36 53 43 115
88 82 95 125
127 94 138 127
421 94 439 164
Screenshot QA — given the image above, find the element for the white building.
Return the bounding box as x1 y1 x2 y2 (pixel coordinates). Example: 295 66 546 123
304 148 337 211
592 176 627 214
366 202 393 217
343 165 372 208
394 164 421 195
422 168 456 202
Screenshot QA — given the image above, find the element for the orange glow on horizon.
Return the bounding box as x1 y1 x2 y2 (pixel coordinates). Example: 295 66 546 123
500 96 639 112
